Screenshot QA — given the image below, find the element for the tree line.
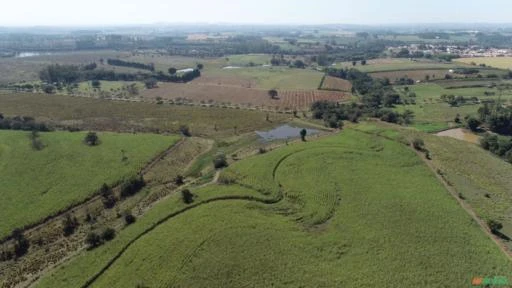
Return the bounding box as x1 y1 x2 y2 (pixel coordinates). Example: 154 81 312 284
38 64 201 90
0 114 51 131
107 59 155 72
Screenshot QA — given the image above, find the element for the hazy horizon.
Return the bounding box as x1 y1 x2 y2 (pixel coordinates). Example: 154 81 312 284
1 0 511 27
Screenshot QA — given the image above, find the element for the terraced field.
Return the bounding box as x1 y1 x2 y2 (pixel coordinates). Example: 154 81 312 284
0 130 178 239
37 128 512 288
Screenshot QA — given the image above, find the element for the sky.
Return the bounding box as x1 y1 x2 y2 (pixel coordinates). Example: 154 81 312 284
1 0 511 26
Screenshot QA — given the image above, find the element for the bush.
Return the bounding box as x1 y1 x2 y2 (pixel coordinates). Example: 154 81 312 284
62 214 79 236
85 232 102 248
12 229 30 257
258 147 267 154
179 125 191 137
174 175 185 185
84 131 99 146
102 228 116 241
412 138 425 151
124 213 136 225
213 153 228 169
487 219 503 234
100 183 116 208
181 189 195 204
120 175 145 198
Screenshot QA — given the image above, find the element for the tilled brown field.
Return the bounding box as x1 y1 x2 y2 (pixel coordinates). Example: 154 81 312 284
142 83 350 110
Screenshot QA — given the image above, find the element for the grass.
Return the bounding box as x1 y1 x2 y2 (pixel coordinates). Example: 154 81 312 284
456 57 512 70
0 92 288 137
335 58 466 73
37 128 512 288
0 130 178 238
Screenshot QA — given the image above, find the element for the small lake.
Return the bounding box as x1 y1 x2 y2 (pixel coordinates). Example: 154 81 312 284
256 124 319 141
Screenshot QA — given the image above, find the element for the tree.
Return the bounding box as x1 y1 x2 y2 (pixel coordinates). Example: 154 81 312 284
85 232 101 248
84 132 99 146
181 189 195 204
124 213 136 225
466 117 481 132
268 89 278 100
168 67 177 75
213 153 228 169
361 60 367 65
300 128 307 141
293 60 305 69
196 63 204 70
144 78 158 89
43 85 56 94
12 229 30 257
352 61 357 66
91 80 101 89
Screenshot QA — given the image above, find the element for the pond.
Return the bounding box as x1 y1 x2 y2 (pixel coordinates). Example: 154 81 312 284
256 124 319 141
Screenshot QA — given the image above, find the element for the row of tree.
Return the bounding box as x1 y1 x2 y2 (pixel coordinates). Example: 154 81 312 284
106 59 155 72
38 64 201 89
0 114 51 131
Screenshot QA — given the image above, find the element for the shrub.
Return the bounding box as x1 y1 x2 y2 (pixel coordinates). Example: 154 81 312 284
84 132 99 146
181 189 195 204
412 138 425 151
487 219 503 234
12 229 30 257
120 175 145 198
62 214 79 236
100 183 116 208
258 147 267 154
102 228 116 241
179 125 191 137
85 232 102 248
124 213 136 225
213 153 228 169
174 175 185 186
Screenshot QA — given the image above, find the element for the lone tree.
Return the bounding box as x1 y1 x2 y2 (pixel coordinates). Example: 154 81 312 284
84 132 99 146
181 189 195 204
268 89 278 100
168 67 177 75
196 63 204 70
300 128 307 141
213 153 228 169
